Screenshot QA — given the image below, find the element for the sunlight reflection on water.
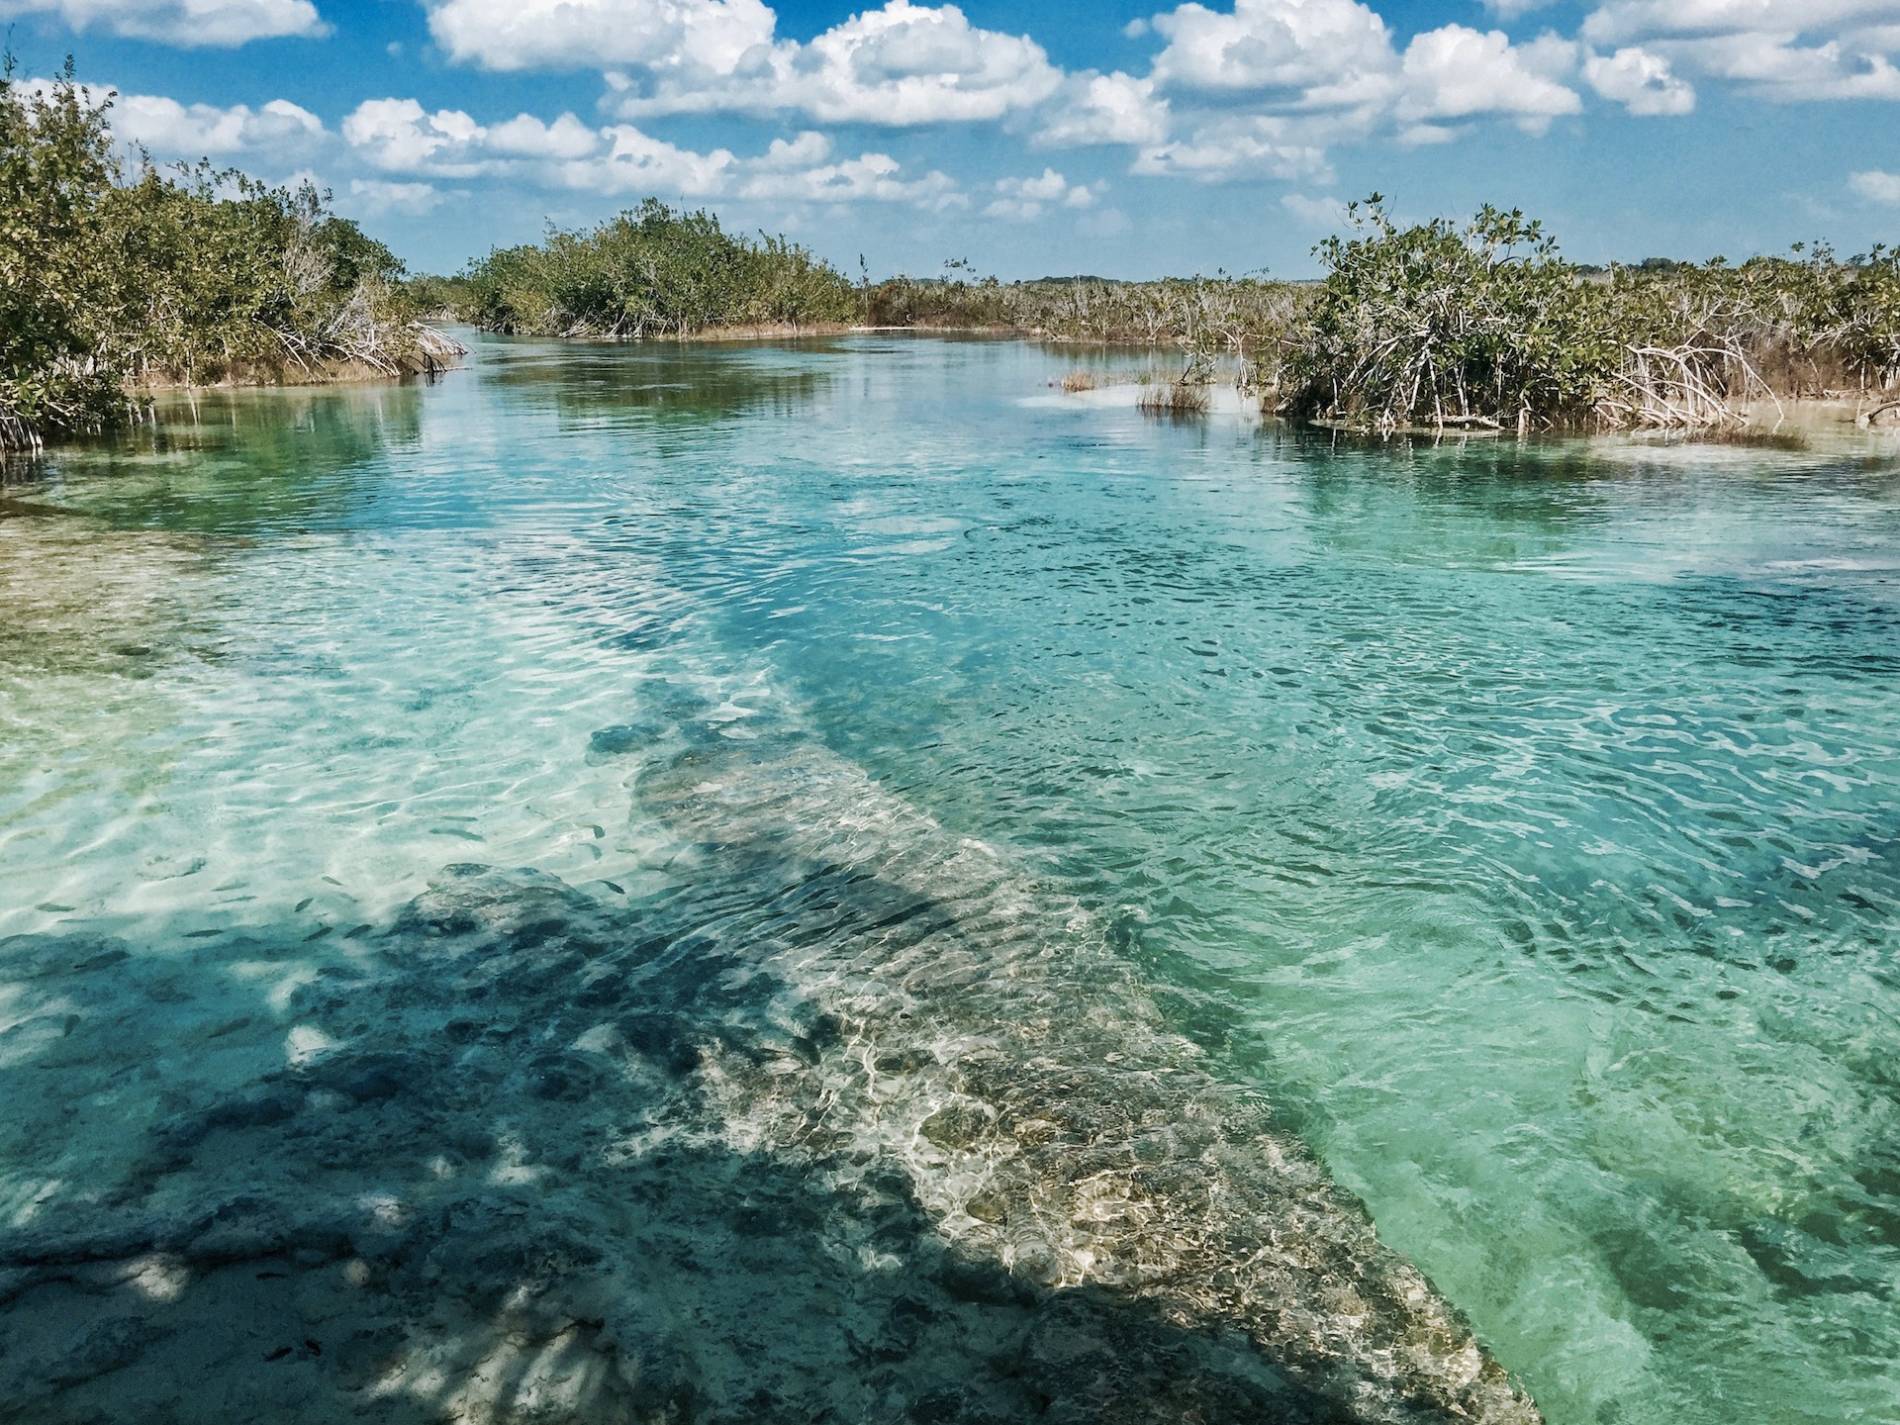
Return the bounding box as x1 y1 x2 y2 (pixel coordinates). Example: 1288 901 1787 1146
2 334 1898 1425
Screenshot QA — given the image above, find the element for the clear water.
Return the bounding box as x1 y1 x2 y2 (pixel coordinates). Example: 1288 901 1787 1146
3 336 1898 1424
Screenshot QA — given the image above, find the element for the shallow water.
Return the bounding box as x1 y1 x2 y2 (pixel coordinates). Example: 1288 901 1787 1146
2 336 1898 1424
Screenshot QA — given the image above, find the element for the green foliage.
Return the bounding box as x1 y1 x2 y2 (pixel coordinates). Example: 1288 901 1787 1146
2 61 453 452
0 57 122 447
1287 201 1615 429
864 270 1302 362
1288 199 1900 430
459 200 858 338
403 272 475 318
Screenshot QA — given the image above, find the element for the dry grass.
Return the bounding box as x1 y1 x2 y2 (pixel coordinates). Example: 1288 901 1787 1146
1137 379 1213 415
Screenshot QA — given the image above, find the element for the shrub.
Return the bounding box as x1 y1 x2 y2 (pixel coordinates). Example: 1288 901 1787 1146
2 61 455 453
1286 199 1900 431
459 200 858 338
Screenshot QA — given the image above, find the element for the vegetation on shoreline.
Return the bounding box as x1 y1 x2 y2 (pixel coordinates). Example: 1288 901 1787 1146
1285 201 1900 432
1 63 457 454
458 201 858 339
9 49 1891 455
438 197 1899 433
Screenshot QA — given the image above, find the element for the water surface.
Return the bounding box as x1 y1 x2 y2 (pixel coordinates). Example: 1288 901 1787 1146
2 336 1897 1424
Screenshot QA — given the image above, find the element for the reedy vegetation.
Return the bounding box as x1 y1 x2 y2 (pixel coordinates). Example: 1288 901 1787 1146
450 200 1898 432
1286 201 1900 431
1 63 457 453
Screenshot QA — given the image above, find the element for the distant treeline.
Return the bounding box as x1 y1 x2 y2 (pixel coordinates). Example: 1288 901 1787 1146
436 198 1898 431
1 63 456 454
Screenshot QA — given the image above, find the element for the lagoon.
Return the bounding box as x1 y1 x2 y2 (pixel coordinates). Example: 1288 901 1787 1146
2 334 1897 1424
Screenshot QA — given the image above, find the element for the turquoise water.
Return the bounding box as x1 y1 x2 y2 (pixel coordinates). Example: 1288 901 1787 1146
3 335 1898 1423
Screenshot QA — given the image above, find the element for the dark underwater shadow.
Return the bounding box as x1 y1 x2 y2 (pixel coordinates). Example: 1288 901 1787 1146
0 835 1528 1424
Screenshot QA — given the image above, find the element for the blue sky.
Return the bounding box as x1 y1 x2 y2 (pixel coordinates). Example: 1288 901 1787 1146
4 0 1899 277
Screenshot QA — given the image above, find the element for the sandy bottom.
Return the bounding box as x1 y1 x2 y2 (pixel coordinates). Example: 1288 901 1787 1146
0 714 1536 1425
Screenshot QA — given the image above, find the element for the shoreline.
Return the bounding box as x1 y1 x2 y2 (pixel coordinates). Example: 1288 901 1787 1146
1035 377 1900 444
4 331 468 458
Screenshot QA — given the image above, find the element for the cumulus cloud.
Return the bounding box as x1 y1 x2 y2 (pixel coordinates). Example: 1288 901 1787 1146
752 131 834 169
116 92 325 156
1584 44 1696 113
1850 169 1900 203
1660 31 1900 99
604 0 1061 125
1278 191 1347 226
983 168 1102 220
339 95 960 207
342 98 495 175
423 0 775 73
1582 0 1900 45
346 177 445 215
1582 0 1900 101
1145 0 1396 95
1029 71 1170 147
484 112 601 159
1128 2 1583 165
551 126 737 196
1397 27 1581 129
1133 113 1335 182
23 78 328 162
738 152 963 208
0 0 325 44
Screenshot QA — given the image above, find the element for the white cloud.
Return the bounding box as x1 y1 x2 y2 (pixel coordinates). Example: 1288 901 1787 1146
115 92 325 156
738 151 963 207
23 78 329 162
485 112 601 159
423 0 775 73
752 131 833 169
339 95 959 207
1850 169 1900 203
1582 0 1900 101
603 1 1061 125
1398 27 1581 128
340 101 625 177
342 98 489 174
1583 0 1900 45
1584 44 1696 112
1663 31 1900 99
1030 71 1170 147
1129 2 1585 172
0 0 324 43
1133 113 1335 182
1279 191 1347 226
1145 0 1396 95
346 177 444 215
1397 121 1461 145
983 167 1102 220
552 125 737 195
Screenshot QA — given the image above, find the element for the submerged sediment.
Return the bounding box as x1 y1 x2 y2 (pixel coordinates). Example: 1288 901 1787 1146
0 705 1538 1423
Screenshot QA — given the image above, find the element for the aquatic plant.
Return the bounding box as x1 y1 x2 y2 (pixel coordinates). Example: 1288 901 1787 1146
1 61 457 453
1136 375 1213 415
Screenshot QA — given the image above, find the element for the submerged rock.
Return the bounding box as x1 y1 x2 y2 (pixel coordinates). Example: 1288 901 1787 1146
586 722 663 761
633 735 1543 1424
